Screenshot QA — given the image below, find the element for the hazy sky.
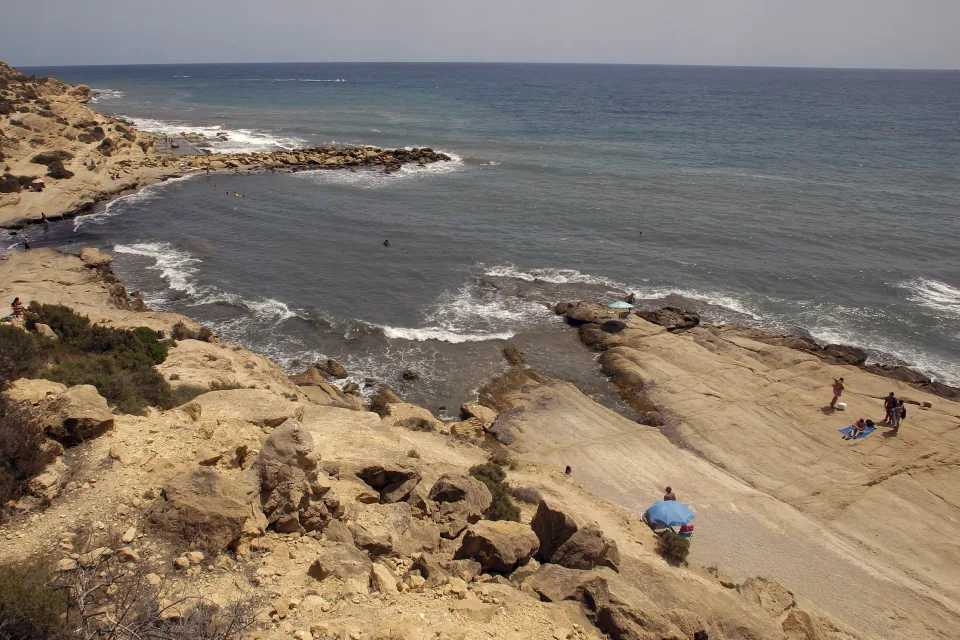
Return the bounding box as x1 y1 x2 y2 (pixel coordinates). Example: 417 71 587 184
3 0 959 69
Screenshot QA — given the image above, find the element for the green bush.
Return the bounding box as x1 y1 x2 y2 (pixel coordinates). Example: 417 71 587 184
469 461 520 522
0 559 69 639
131 326 168 365
657 530 690 564
30 150 73 165
9 304 177 415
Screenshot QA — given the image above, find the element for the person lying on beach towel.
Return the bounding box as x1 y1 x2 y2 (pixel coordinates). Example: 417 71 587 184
841 420 876 440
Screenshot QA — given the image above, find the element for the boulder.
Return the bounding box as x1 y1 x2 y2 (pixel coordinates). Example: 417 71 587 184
449 418 485 440
150 467 265 551
454 520 539 573
356 465 421 504
739 577 797 616
550 525 621 572
322 520 355 546
371 563 399 594
555 301 618 325
256 419 326 532
401 369 420 381
503 345 525 366
349 502 413 555
317 359 349 379
531 499 579 562
521 563 611 611
428 474 492 524
78 247 113 268
460 402 497 426
782 608 829 640
38 384 114 445
34 323 59 341
348 523 393 555
819 344 867 366
410 553 450 589
5 378 67 406
308 543 371 590
290 367 330 386
595 603 686 640
635 307 700 332
182 389 301 428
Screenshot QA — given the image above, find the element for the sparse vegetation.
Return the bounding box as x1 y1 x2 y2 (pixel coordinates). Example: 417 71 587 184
657 530 691 564
400 416 434 432
30 150 73 165
469 460 520 522
0 303 176 415
170 381 246 407
0 558 68 639
0 386 48 514
507 484 542 504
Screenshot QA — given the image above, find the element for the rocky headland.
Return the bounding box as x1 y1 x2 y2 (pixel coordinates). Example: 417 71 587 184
0 61 451 229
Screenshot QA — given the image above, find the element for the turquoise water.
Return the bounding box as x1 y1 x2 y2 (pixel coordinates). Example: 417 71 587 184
20 63 960 404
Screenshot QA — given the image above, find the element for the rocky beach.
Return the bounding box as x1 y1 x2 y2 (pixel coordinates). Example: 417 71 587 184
2 62 960 640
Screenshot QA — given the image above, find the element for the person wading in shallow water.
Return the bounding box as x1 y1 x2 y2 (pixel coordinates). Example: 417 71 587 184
830 377 845 408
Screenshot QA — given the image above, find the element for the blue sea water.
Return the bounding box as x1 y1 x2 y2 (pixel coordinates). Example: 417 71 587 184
18 63 960 405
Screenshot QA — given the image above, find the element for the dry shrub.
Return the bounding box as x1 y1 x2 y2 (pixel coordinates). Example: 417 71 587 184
469 461 520 522
400 417 433 432
0 395 47 514
507 484 541 504
657 530 690 565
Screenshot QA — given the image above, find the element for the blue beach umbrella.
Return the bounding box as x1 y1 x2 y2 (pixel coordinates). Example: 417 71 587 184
608 301 634 310
646 501 696 528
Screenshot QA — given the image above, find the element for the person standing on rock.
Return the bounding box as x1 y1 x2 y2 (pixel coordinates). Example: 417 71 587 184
883 392 897 424
830 377 845 408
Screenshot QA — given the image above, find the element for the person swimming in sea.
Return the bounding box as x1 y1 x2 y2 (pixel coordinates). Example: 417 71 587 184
383 239 390 247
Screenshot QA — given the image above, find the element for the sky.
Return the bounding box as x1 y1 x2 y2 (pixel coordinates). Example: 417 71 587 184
3 0 959 69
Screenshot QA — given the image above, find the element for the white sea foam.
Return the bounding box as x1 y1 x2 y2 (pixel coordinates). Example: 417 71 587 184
73 174 198 231
294 150 465 189
89 88 124 103
483 264 622 288
173 75 191 78
120 116 306 153
380 326 515 343
904 278 960 319
111 242 299 322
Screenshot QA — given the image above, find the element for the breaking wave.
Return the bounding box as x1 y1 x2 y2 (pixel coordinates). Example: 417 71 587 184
120 116 307 153
111 242 299 322
904 278 960 319
89 88 124 103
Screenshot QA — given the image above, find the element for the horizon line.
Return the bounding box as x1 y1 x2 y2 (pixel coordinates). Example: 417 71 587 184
11 60 960 73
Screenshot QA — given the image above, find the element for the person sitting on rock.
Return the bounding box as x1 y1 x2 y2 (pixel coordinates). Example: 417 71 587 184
845 418 867 440
11 297 26 318
664 486 677 501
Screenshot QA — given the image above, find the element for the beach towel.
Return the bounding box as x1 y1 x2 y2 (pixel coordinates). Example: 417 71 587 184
840 425 876 440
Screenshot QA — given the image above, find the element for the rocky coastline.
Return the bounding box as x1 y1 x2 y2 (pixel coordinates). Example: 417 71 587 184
0 61 452 230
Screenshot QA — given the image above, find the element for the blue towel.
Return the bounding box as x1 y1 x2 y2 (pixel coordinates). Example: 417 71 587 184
840 425 876 440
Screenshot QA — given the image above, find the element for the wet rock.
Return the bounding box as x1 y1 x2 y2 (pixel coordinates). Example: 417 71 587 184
819 344 867 366
555 301 618 326
316 359 349 379
503 345 525 366
401 369 420 381
635 306 700 332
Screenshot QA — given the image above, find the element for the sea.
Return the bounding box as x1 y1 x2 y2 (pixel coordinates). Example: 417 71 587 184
12 63 960 412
